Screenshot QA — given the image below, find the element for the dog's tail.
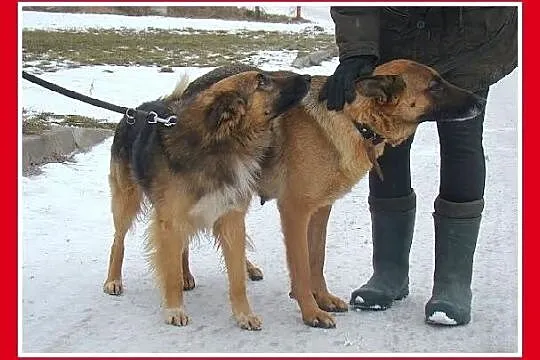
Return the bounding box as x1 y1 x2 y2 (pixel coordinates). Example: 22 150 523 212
163 74 191 103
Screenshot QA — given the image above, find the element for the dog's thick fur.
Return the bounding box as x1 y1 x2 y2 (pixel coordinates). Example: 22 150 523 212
104 70 310 330
182 59 485 328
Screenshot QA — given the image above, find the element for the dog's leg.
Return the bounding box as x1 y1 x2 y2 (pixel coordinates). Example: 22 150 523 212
214 209 262 331
246 259 263 281
104 162 141 295
279 199 336 328
149 210 191 326
308 205 348 312
182 247 196 291
182 246 262 291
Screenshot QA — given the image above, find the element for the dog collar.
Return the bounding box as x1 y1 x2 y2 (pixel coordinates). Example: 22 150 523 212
354 123 384 145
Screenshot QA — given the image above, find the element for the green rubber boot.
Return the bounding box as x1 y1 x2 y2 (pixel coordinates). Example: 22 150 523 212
350 191 416 310
425 196 484 326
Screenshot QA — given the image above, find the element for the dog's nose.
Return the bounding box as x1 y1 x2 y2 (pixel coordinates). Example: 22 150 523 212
301 74 312 83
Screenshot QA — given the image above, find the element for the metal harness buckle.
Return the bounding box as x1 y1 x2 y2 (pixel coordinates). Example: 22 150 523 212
125 108 136 125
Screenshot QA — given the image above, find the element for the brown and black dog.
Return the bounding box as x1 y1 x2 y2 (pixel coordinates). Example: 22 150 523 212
182 59 486 328
103 70 310 330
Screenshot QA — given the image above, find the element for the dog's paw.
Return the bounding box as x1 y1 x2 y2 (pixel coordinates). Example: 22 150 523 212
103 279 123 295
314 291 349 313
247 267 264 281
302 309 336 329
183 273 196 291
164 308 190 326
235 313 262 331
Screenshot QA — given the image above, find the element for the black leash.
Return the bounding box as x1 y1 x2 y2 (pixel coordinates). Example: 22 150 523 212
22 71 177 127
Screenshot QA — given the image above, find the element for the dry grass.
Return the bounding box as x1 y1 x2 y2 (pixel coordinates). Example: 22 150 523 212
22 115 52 135
22 28 334 70
22 112 116 135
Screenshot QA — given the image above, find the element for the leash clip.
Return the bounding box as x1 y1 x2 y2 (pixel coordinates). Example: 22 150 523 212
125 108 136 125
146 111 177 127
162 115 177 127
146 111 158 124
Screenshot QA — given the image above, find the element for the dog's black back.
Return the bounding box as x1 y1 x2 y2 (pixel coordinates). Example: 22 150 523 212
111 99 172 188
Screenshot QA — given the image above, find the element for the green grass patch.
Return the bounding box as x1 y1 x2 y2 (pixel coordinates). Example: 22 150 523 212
22 28 334 70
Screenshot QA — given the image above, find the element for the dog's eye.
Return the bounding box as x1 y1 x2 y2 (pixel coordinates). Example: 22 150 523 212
428 79 444 93
256 73 272 89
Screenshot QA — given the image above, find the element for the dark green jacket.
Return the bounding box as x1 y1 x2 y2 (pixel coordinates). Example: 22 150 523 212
331 6 518 91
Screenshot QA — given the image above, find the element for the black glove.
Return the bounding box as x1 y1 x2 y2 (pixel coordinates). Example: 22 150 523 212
323 55 377 111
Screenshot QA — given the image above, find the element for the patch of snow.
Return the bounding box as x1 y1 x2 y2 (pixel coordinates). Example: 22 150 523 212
21 7 334 34
427 311 459 326
351 296 384 311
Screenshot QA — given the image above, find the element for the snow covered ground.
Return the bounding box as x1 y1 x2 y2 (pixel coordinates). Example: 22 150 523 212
21 5 335 33
20 9 520 355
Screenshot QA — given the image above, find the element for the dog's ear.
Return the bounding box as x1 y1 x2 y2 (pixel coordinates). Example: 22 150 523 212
355 75 406 104
205 91 246 129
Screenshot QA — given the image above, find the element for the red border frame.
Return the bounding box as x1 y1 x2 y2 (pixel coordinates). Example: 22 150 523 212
10 1 531 359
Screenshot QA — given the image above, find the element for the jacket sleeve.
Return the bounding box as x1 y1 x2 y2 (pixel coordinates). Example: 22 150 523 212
330 7 381 61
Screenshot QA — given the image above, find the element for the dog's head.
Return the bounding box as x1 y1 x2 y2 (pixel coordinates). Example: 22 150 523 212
200 70 311 137
343 59 486 145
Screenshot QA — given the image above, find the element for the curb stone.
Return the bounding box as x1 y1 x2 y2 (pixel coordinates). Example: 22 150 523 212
22 125 114 176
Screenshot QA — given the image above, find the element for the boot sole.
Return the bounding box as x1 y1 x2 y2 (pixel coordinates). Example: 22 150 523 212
425 300 470 326
350 287 409 311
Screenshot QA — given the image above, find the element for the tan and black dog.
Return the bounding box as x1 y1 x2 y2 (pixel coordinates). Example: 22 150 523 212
103 70 311 330
182 59 486 328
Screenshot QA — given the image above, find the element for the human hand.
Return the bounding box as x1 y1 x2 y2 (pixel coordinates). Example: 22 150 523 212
323 56 377 111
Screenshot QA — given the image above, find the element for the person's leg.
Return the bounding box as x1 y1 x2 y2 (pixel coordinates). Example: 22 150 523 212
350 134 417 310
426 88 489 326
